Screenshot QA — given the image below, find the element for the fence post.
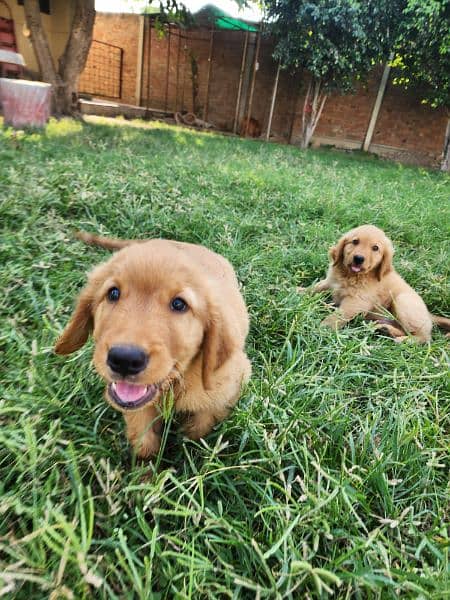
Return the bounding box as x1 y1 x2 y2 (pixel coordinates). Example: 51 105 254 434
244 30 261 137
203 27 214 122
136 15 144 105
363 53 394 152
145 16 152 116
164 24 171 111
266 61 281 141
233 30 249 134
175 25 181 112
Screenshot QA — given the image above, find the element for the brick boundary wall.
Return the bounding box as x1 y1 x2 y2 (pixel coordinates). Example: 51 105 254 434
80 12 449 168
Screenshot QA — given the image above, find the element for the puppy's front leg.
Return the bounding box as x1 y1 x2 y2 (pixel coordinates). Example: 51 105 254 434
297 278 331 294
124 404 162 458
322 298 372 329
312 279 332 293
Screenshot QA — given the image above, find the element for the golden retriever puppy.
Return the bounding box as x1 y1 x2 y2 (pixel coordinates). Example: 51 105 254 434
55 232 251 458
299 224 450 342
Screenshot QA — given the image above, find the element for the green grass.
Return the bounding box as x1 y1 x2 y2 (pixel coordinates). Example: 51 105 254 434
0 116 449 599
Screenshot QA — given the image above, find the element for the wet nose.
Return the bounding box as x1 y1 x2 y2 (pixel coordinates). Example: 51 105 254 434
353 255 365 265
107 345 149 377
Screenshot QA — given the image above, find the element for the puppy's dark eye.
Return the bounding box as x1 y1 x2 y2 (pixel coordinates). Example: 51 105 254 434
352 239 359 245
107 287 120 302
171 297 188 312
372 245 379 251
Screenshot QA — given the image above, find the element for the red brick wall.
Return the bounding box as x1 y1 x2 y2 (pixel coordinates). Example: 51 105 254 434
141 24 185 111
81 13 140 105
373 78 448 161
83 12 448 167
206 30 248 129
313 74 379 142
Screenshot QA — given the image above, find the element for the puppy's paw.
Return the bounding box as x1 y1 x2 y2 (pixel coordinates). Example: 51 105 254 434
392 336 409 344
296 286 308 294
183 411 216 440
321 315 339 329
131 431 161 459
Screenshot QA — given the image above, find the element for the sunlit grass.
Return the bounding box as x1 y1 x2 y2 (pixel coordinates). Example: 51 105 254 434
0 117 449 598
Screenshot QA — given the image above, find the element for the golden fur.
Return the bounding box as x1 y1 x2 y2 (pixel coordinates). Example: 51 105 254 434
55 232 251 458
299 224 450 342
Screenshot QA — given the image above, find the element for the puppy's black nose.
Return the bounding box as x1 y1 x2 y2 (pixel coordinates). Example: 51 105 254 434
353 255 365 265
107 345 149 377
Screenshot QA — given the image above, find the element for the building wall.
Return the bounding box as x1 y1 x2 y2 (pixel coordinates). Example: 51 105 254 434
372 78 448 163
200 29 243 129
86 12 448 167
84 12 141 105
0 0 73 76
312 74 379 143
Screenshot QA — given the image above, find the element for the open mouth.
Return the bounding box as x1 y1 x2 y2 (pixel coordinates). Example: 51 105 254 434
108 381 159 410
350 264 363 273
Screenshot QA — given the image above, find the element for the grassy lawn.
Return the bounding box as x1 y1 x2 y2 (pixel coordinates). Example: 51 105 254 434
0 116 449 599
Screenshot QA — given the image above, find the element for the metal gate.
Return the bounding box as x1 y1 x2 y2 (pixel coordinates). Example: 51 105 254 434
79 40 123 99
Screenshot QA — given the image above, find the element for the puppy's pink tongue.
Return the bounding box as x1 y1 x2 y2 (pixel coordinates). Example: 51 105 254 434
351 265 362 273
114 382 148 403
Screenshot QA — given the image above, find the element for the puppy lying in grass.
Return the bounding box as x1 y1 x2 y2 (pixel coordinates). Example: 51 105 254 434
298 225 450 342
55 232 251 458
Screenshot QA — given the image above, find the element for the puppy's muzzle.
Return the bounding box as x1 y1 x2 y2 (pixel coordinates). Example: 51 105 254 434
107 344 149 377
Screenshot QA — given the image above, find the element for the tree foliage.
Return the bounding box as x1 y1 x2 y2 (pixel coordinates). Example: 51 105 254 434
143 0 192 24
263 0 403 93
392 0 450 109
263 0 450 109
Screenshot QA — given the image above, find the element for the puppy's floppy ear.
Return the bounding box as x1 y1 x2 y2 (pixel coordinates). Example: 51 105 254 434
54 285 94 355
329 235 347 266
376 237 394 281
54 264 106 355
202 304 236 391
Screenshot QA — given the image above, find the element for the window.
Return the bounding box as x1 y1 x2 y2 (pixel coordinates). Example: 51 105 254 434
18 0 50 15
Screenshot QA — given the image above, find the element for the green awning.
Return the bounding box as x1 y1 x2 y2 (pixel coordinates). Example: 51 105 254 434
214 15 258 31
194 4 259 32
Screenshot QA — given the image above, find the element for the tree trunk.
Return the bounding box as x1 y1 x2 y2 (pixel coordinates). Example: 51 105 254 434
23 0 95 116
58 0 95 115
23 0 62 110
300 77 327 149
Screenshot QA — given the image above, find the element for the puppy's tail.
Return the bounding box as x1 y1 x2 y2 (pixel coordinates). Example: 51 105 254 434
430 313 450 332
75 230 138 250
